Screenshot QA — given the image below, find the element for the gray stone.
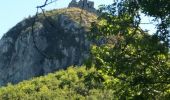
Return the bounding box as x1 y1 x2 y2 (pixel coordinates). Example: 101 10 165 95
68 0 96 13
0 8 95 86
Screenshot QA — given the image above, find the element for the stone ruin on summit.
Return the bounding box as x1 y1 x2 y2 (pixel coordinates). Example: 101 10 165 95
68 0 96 13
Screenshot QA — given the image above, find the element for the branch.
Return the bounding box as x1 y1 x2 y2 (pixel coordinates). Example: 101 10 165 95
37 0 58 8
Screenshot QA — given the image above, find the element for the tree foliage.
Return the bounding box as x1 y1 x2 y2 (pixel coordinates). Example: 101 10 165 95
0 66 114 100
87 0 170 99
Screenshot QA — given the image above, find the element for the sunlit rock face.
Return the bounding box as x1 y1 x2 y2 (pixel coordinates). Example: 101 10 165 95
0 8 97 86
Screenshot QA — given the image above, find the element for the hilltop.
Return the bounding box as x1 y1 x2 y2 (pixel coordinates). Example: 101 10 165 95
0 7 97 86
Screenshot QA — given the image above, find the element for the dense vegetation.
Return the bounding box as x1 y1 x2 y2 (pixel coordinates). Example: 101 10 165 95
0 0 169 99
87 0 170 99
0 66 115 100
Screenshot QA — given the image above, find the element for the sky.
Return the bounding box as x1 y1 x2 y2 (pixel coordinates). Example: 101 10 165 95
0 0 156 39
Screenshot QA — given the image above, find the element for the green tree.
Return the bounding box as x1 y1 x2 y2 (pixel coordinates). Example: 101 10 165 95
87 0 170 99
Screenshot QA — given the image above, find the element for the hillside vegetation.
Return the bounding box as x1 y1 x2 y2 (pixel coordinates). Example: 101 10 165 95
0 66 114 100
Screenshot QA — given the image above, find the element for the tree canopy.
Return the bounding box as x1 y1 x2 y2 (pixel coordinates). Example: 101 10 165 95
86 0 170 99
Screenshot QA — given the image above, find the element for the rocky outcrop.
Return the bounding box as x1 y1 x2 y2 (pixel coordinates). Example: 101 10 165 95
68 0 96 13
0 8 97 86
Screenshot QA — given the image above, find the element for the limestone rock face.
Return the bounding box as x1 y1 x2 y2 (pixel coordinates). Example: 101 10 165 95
0 8 97 86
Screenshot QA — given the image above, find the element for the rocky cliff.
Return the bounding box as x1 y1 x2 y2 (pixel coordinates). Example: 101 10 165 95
0 8 97 86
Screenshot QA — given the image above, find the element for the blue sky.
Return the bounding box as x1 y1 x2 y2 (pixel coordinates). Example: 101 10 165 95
0 0 156 38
